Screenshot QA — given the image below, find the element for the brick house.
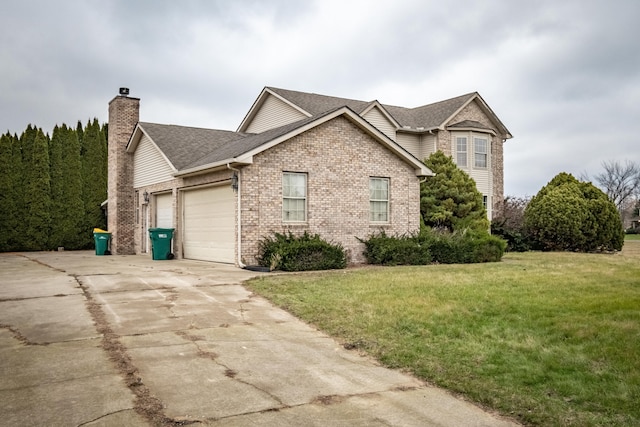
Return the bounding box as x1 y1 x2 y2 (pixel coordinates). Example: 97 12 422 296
107 87 511 265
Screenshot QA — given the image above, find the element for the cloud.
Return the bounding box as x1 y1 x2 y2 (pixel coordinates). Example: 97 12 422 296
1 0 638 197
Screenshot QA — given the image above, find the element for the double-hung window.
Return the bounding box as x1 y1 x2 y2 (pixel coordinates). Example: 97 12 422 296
456 137 468 167
370 177 389 222
282 172 307 222
474 137 488 168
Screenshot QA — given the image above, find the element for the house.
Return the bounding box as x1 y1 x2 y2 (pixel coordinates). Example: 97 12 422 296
107 86 512 265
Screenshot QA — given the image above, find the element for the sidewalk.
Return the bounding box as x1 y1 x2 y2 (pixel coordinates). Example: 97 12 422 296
0 251 519 426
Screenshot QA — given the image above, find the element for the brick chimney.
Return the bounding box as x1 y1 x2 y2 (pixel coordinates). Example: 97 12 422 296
107 89 139 254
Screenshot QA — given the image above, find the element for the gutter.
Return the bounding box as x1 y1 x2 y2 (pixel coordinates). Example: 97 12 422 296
227 163 245 268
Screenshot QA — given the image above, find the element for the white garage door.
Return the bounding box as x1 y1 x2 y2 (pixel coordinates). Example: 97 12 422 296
182 185 235 263
155 193 173 228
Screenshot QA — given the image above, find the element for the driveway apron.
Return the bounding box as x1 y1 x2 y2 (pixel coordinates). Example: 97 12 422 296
0 251 518 426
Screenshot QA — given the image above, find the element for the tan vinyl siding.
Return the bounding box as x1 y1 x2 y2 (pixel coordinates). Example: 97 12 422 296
396 133 420 159
397 133 437 162
421 133 437 161
363 107 396 140
245 94 308 133
133 134 174 188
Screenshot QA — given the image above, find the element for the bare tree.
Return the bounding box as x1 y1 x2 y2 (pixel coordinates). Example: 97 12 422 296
593 160 640 214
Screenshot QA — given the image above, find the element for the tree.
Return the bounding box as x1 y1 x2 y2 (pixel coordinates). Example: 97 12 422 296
491 196 531 251
524 173 623 252
593 160 640 214
81 119 108 246
49 125 84 249
421 151 489 232
21 127 52 250
0 133 21 251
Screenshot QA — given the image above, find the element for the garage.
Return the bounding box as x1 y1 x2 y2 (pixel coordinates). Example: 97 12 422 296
182 185 235 263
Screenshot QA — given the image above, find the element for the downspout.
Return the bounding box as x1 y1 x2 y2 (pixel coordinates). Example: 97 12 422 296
227 163 245 268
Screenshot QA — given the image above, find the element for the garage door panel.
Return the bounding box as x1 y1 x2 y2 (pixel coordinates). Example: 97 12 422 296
183 186 235 263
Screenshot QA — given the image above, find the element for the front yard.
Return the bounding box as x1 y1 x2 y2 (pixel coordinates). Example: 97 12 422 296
246 242 640 426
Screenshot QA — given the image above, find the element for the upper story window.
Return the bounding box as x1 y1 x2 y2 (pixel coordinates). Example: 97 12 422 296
474 137 488 168
370 177 389 222
283 172 307 222
456 137 468 168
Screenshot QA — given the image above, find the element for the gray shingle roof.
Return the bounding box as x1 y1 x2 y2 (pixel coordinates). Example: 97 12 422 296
268 87 476 130
138 122 249 170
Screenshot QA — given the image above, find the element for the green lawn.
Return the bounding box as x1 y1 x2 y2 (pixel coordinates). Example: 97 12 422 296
246 243 640 426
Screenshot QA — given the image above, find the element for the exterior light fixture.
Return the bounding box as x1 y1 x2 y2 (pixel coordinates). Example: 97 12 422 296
143 190 149 204
231 173 239 191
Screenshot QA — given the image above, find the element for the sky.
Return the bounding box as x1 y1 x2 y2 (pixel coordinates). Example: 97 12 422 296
1 0 639 197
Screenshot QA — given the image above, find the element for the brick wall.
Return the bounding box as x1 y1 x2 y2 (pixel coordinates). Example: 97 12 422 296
239 116 421 265
107 95 139 254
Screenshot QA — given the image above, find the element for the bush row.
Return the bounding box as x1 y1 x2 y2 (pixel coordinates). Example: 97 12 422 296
360 229 506 266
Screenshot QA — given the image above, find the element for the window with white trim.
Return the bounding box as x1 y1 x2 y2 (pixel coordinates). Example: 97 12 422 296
456 137 467 167
370 177 389 222
474 137 488 168
282 172 307 222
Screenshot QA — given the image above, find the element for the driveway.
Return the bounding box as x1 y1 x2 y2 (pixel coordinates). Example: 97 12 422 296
0 251 518 426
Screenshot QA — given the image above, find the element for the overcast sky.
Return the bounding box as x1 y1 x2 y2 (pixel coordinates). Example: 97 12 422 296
1 0 638 196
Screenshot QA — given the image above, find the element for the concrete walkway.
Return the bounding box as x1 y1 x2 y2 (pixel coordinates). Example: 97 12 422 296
0 251 519 426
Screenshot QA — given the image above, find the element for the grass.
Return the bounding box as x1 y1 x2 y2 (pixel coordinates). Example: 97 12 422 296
246 243 640 426
625 233 640 241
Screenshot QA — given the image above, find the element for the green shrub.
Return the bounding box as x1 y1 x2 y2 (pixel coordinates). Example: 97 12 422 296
524 173 624 252
360 229 506 265
359 231 431 265
491 219 531 252
626 227 640 235
257 231 347 271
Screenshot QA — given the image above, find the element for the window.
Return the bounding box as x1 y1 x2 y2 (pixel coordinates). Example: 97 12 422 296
482 195 488 209
370 177 389 222
474 137 488 168
282 172 307 221
456 137 467 167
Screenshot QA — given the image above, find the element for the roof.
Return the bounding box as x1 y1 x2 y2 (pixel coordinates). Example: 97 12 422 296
258 87 512 138
133 123 250 170
128 107 433 178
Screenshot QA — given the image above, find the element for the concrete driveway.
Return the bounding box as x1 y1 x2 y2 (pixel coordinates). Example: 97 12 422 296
0 251 518 426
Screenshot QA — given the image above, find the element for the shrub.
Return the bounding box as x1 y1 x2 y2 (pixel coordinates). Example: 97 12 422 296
257 231 347 271
525 173 624 252
626 227 640 235
359 231 431 265
360 229 506 265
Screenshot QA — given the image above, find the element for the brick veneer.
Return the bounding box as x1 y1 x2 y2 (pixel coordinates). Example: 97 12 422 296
239 116 421 265
107 95 139 254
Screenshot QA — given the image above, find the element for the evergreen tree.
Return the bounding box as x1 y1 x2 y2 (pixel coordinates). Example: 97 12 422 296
21 127 51 250
420 151 489 232
81 119 107 245
49 125 84 249
0 133 21 251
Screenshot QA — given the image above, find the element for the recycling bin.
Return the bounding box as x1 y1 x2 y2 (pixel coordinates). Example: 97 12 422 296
148 228 175 260
93 229 111 256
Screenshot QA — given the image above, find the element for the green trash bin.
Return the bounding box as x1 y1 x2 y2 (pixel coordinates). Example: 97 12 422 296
93 230 111 256
149 228 175 260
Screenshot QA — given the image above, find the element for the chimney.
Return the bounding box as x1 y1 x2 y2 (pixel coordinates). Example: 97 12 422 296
107 89 139 255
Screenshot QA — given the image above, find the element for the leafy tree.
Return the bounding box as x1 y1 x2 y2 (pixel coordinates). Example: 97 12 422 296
491 196 531 251
525 173 623 252
21 127 52 250
0 133 21 251
49 125 84 249
421 151 489 232
593 160 640 214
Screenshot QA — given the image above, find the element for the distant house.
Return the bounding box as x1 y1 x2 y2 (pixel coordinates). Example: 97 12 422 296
107 86 512 265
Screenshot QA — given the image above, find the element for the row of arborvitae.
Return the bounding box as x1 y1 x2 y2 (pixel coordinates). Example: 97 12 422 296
0 120 108 252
